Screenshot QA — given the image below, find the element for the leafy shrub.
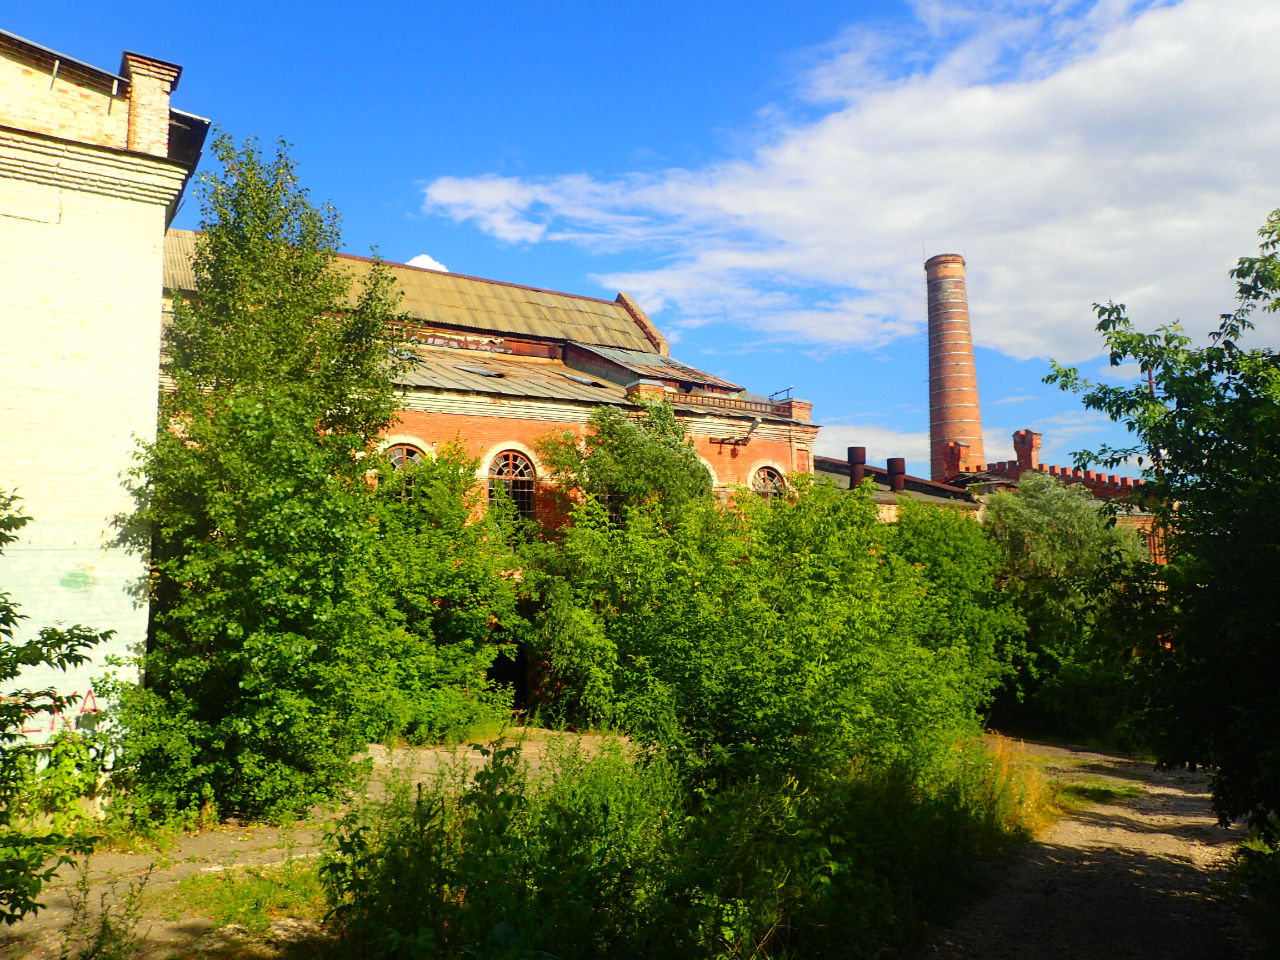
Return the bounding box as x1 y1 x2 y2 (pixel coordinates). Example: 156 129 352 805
1046 210 1280 830
110 137 410 822
0 493 106 923
983 471 1147 740
526 480 1020 786
343 443 525 746
10 733 102 835
537 399 712 524
1233 831 1280 950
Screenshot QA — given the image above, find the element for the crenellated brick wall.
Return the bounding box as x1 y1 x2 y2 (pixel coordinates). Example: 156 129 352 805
965 429 1146 500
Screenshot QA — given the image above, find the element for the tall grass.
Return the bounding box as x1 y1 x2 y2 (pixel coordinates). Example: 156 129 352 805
321 732 1053 959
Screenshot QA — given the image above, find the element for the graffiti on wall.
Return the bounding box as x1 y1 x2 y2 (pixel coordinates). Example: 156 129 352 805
20 688 100 737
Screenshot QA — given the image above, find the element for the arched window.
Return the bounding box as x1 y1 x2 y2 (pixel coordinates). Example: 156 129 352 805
386 443 425 500
387 444 425 470
752 466 787 501
488 450 536 521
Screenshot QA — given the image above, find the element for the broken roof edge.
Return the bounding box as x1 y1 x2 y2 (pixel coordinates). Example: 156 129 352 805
614 291 668 356
564 341 745 392
394 376 818 426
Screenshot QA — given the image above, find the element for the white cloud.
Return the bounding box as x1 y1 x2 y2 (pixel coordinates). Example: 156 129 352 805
814 423 931 466
420 0 1280 362
407 253 449 272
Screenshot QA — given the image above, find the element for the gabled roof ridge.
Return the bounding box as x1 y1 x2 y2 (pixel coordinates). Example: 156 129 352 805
343 250 622 307
167 228 623 308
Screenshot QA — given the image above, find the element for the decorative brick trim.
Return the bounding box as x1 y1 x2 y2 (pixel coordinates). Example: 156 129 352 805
0 127 188 205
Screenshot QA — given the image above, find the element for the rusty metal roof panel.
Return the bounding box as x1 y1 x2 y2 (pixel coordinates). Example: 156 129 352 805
568 342 743 391
163 231 654 352
396 348 632 406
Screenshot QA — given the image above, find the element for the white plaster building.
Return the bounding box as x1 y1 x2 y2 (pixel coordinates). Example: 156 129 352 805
0 30 206 735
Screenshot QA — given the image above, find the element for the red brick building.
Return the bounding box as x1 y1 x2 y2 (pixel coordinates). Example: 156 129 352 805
163 231 818 519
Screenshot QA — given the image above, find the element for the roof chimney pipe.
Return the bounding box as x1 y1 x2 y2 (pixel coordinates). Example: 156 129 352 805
925 254 985 481
887 457 906 492
848 446 867 488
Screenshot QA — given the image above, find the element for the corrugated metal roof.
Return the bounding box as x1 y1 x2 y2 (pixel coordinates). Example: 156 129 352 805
398 350 802 424
398 349 634 407
570 342 743 391
163 230 654 352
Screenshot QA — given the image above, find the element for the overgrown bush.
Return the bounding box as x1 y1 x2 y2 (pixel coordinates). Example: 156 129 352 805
1233 830 1280 950
109 136 410 822
526 479 1020 787
345 442 527 744
322 733 1049 959
538 399 712 524
982 472 1146 740
1047 208 1280 831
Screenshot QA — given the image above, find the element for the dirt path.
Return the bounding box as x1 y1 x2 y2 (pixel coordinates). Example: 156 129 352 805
910 740 1264 960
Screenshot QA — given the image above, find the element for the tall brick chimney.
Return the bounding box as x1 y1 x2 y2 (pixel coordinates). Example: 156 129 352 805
925 253 984 481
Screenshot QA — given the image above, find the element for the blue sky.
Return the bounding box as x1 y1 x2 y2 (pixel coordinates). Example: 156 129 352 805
10 0 1279 477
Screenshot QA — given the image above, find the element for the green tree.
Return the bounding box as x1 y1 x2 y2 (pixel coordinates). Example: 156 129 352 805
345 442 527 744
1047 208 1280 833
885 498 1025 713
530 480 1019 785
537 400 712 523
0 493 103 923
982 472 1143 737
113 136 408 820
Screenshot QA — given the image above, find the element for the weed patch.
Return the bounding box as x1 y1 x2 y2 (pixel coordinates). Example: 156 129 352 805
1055 778 1142 809
58 864 151 960
177 858 324 935
1231 832 1280 950
322 733 1054 959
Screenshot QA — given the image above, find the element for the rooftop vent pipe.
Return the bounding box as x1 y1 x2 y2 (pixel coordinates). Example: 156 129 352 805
887 457 906 492
848 446 867 487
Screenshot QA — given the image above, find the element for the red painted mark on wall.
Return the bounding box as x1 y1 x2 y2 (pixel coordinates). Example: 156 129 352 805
19 688 100 735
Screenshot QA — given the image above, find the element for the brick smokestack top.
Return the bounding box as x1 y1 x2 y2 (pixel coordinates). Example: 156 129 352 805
925 253 984 481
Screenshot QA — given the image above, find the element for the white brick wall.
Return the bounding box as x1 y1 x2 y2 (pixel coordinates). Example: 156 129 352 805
0 131 181 737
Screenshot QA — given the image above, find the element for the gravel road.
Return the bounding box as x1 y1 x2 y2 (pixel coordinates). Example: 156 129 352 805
908 741 1265 960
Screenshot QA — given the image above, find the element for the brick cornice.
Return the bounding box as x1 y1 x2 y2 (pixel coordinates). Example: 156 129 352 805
395 390 817 445
0 126 188 206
